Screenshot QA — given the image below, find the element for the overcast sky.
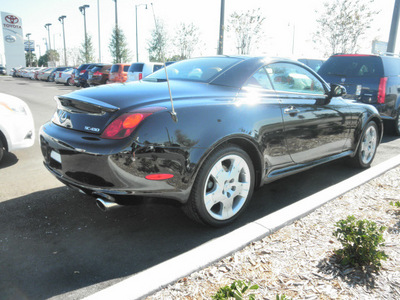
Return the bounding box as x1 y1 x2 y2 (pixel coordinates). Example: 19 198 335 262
0 0 396 65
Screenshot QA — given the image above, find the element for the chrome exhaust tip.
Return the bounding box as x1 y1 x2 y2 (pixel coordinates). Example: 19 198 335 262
95 198 120 212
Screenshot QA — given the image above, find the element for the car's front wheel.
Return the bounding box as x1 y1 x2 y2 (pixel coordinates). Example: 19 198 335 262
183 144 255 227
351 121 378 168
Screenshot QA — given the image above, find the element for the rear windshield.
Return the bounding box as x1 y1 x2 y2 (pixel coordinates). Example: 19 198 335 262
91 66 102 72
110 65 120 73
145 57 241 83
128 63 144 73
318 56 383 78
77 64 89 71
123 65 129 72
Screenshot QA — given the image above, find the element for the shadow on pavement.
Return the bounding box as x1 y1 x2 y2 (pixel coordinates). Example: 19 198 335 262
0 157 366 299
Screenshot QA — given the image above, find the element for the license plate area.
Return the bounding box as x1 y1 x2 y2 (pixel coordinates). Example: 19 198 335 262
50 150 62 164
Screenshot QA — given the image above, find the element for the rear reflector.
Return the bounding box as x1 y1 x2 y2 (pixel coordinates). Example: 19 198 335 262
145 174 174 180
377 77 387 104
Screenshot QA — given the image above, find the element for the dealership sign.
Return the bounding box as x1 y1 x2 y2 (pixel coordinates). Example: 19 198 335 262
1 11 25 71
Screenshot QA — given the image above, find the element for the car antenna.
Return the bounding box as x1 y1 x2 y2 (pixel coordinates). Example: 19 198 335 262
150 3 178 123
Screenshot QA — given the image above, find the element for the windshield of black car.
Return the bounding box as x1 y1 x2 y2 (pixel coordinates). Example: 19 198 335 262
318 56 383 78
144 57 241 83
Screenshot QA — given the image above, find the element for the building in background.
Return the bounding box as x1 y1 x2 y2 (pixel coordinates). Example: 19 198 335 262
0 12 25 74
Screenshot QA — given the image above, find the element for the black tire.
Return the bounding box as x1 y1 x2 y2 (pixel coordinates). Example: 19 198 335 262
0 138 4 163
350 121 378 168
394 109 400 136
183 144 255 227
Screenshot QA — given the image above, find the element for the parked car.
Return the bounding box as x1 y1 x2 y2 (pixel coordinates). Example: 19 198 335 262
297 58 325 72
73 64 89 87
0 66 6 75
107 63 130 83
40 56 382 227
37 68 54 81
318 54 400 135
75 63 100 87
55 68 75 86
126 62 163 82
87 64 112 86
48 67 69 82
0 93 35 162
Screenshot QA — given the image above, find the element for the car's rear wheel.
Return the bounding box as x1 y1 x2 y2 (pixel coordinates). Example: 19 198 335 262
183 144 255 227
394 108 400 136
351 121 378 168
0 139 4 162
66 78 72 86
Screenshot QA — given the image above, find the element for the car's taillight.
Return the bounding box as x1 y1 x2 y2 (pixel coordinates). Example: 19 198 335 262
377 77 387 104
80 70 87 75
101 107 166 139
139 73 143 80
59 73 62 77
94 71 103 76
100 113 150 139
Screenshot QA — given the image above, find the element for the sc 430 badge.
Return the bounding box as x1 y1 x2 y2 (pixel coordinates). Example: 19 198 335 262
85 126 100 132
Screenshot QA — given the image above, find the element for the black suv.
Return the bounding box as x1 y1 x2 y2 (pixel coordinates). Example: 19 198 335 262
318 54 400 135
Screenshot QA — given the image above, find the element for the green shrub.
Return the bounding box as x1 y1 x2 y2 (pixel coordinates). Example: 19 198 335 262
212 280 258 300
276 295 292 300
333 215 388 269
390 201 400 208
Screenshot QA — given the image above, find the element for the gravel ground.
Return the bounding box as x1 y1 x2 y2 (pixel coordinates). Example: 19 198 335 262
146 166 400 299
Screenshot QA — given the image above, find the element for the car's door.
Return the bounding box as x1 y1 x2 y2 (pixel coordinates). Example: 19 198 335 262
267 62 351 164
237 66 293 175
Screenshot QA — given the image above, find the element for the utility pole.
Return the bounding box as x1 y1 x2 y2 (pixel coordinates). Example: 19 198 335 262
387 0 400 54
217 0 225 55
44 23 52 50
58 15 67 66
79 4 90 62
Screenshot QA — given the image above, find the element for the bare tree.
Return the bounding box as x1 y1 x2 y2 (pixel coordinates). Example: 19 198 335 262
228 8 266 55
314 0 379 56
174 22 200 59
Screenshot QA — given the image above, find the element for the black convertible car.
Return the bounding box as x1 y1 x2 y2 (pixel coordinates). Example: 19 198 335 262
40 56 382 226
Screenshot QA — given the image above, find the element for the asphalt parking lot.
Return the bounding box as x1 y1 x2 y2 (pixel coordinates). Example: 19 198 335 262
1 76 400 299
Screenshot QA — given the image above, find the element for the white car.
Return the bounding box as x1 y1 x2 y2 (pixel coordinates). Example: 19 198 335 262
0 93 35 162
126 62 163 82
54 68 74 86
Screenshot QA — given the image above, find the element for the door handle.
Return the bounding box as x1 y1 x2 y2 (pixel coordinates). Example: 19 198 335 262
284 106 300 116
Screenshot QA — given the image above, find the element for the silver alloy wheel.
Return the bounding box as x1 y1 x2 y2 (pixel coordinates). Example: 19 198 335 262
397 112 400 132
203 154 251 220
360 125 377 165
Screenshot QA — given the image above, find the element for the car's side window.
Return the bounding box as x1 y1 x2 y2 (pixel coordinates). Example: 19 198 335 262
267 63 325 95
244 67 273 90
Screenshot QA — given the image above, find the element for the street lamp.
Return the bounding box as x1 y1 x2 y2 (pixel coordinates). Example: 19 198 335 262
44 23 52 50
135 3 147 62
112 0 119 62
79 4 90 62
58 15 67 66
97 0 101 62
26 33 31 66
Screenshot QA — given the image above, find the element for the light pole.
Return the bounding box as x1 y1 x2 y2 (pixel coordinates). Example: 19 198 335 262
58 15 67 66
79 4 90 62
217 0 225 55
97 0 101 62
112 0 119 62
135 3 147 62
26 33 31 66
44 23 52 50
36 45 41 58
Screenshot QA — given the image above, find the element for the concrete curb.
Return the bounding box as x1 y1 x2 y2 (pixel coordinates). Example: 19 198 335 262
84 154 400 300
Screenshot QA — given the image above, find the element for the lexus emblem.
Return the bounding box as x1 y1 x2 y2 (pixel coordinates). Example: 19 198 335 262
341 77 346 83
5 15 19 24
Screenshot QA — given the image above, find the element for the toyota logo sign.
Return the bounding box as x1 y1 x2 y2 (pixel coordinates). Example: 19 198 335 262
5 35 16 43
5 15 19 24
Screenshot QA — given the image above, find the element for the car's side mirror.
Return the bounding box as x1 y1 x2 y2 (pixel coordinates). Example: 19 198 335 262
328 83 346 98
